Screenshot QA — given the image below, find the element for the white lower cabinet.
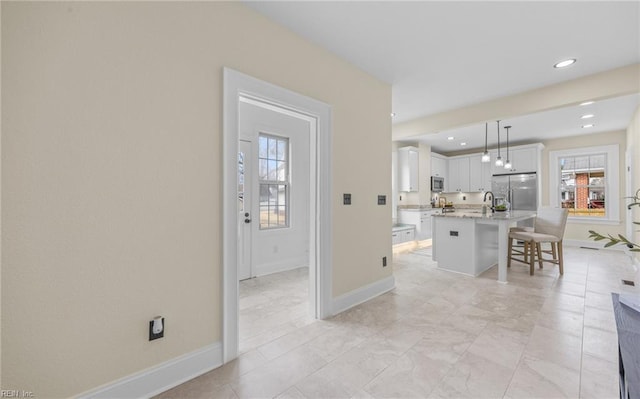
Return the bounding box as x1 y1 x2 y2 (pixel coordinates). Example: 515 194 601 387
398 209 437 240
392 227 415 245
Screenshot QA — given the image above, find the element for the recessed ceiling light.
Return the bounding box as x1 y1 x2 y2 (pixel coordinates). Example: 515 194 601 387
460 142 467 146
581 114 594 119
447 137 454 141
554 58 576 68
582 124 594 128
580 101 594 106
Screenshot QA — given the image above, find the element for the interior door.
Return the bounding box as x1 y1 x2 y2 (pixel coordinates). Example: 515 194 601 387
238 140 252 281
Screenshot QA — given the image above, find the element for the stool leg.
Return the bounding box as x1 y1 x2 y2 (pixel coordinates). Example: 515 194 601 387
551 242 557 261
558 240 564 275
523 242 529 263
508 237 513 268
537 242 544 269
529 240 535 275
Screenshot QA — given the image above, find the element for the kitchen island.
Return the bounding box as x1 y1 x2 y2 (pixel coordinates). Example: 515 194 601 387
432 210 536 282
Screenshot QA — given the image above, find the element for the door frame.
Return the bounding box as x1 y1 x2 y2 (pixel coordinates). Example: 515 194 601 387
222 68 333 363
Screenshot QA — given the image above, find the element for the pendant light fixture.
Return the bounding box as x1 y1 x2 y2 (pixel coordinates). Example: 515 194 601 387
503 125 512 170
494 120 503 167
481 122 490 162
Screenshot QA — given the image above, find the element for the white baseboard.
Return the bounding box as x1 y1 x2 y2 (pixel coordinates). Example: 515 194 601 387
564 239 628 251
255 258 308 277
77 342 222 399
332 275 395 316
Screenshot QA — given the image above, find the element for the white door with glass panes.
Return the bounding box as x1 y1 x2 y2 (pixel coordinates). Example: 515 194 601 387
238 100 310 280
238 140 253 280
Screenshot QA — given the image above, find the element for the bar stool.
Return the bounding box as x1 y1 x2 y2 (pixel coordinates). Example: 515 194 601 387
508 208 569 275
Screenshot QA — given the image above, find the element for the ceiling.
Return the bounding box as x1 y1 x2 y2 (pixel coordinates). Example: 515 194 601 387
244 1 640 154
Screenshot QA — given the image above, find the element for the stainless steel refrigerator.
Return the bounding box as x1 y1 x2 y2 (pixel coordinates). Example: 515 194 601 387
491 172 537 211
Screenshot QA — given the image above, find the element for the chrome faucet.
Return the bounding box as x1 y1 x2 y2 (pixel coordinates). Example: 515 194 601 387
483 191 496 213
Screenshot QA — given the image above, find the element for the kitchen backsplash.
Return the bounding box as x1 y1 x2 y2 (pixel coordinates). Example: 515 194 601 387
431 192 487 206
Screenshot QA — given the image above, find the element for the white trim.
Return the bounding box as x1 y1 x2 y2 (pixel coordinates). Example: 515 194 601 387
564 239 626 251
223 68 332 364
626 148 633 239
77 343 222 399
254 259 308 277
565 218 622 225
332 276 396 315
548 144 620 223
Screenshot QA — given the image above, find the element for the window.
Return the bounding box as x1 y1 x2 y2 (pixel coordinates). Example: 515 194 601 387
549 145 620 223
560 154 606 217
258 134 289 229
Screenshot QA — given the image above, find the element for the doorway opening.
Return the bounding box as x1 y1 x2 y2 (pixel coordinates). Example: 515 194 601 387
237 98 312 351
222 68 332 363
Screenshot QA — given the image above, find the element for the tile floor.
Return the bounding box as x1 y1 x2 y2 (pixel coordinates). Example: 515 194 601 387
155 246 639 398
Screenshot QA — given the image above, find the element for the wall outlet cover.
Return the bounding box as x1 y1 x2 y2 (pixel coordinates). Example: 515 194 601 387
343 193 352 205
149 318 165 341
378 195 386 205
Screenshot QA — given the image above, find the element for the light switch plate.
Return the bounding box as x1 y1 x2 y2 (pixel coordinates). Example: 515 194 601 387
378 195 386 205
343 193 351 205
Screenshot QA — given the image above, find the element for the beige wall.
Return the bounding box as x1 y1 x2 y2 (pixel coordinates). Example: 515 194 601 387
1 2 391 396
627 106 640 259
541 131 627 242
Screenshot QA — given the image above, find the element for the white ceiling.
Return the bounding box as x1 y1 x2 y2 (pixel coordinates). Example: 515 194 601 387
419 93 640 153
245 1 640 153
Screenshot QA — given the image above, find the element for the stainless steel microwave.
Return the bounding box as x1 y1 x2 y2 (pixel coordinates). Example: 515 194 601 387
431 176 444 192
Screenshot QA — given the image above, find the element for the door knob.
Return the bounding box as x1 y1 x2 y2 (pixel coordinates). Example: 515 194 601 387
244 212 250 217
244 218 251 223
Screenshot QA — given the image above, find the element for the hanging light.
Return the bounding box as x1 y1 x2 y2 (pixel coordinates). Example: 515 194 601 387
503 125 512 169
481 122 490 162
494 120 503 167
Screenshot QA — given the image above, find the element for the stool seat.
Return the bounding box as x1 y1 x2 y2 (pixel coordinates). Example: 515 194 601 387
509 226 534 233
510 231 561 243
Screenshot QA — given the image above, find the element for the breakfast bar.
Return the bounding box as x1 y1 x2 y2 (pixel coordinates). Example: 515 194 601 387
432 210 537 282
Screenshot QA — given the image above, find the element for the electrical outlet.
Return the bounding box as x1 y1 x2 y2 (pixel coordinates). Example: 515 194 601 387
343 193 352 205
149 318 165 341
378 195 386 205
382 256 387 267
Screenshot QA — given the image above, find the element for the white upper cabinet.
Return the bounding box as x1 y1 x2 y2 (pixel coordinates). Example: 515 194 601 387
448 157 470 192
503 147 537 173
431 154 447 178
398 146 419 192
492 145 540 175
468 154 492 192
431 153 448 192
430 144 542 193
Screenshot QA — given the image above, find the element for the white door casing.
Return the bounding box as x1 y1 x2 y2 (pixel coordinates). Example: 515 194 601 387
222 68 332 363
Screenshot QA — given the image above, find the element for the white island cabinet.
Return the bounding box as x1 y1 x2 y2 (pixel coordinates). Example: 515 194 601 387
432 210 536 282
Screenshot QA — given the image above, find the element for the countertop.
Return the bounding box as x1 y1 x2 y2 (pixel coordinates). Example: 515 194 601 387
432 210 537 221
397 205 435 211
392 223 416 232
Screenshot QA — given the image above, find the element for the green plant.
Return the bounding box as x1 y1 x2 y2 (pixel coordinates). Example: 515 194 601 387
588 188 640 252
